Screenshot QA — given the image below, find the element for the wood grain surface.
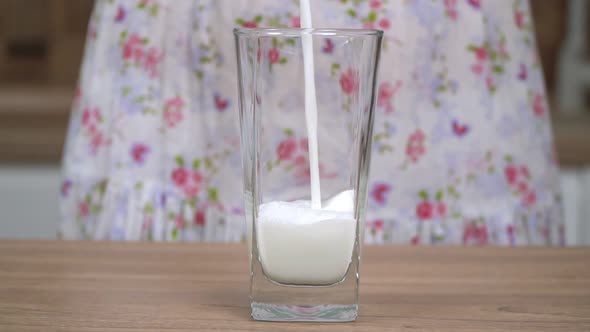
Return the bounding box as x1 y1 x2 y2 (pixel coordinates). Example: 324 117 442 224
0 241 588 331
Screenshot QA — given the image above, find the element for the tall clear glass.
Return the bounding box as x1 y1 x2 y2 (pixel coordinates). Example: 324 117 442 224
234 28 382 322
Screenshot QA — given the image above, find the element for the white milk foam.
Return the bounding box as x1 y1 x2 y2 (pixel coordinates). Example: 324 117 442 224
257 190 356 285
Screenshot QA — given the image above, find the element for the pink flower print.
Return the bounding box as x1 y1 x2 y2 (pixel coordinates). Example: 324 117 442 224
362 22 375 29
175 215 185 230
181 170 204 198
406 129 426 162
373 219 384 230
291 16 301 28
515 10 524 29
517 181 528 194
144 47 163 78
467 0 481 9
82 109 92 126
505 165 518 185
164 110 182 128
498 41 508 58
518 64 527 81
92 108 101 122
277 138 297 161
115 5 126 22
370 0 381 9
183 184 200 198
268 48 280 64
191 171 204 186
322 38 334 54
377 82 395 113
79 202 89 217
452 120 469 137
436 202 447 217
522 190 537 207
416 201 434 220
371 182 391 205
194 210 206 226
520 165 530 179
123 34 143 62
486 76 494 91
214 93 229 111
131 143 150 165
164 97 185 128
411 235 420 245
463 223 488 245
90 132 104 153
378 18 391 29
507 224 515 245
533 93 546 117
340 68 359 95
471 63 484 76
293 155 307 166
61 180 72 197
242 21 258 28
171 168 189 187
299 138 309 152
88 124 97 135
444 0 458 21
475 47 488 61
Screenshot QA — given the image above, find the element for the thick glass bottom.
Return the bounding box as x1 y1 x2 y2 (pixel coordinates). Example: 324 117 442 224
251 302 358 322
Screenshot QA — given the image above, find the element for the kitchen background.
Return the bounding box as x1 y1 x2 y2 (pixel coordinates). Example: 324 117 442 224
0 0 589 244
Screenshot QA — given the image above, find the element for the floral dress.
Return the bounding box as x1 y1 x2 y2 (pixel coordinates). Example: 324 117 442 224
60 0 563 245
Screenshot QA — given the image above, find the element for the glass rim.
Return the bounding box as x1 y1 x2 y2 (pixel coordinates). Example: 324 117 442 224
233 27 383 38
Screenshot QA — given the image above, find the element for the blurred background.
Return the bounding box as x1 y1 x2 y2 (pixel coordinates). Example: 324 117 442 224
0 0 589 244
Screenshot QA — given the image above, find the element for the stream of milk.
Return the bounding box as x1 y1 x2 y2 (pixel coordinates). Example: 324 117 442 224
299 0 321 209
256 0 357 286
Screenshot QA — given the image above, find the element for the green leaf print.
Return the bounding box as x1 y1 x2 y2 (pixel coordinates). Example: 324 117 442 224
192 159 201 170
149 5 159 16
172 228 178 240
347 9 357 18
204 157 213 170
467 44 477 52
435 190 443 201
235 18 245 25
418 190 428 200
208 188 219 202
367 11 377 23
504 154 513 163
122 86 131 97
144 204 154 214
492 65 503 74
254 15 263 23
168 212 175 220
91 205 101 214
283 128 294 137
194 70 204 80
175 156 185 167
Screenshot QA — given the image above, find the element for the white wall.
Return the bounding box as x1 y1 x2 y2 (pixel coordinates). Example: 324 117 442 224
0 165 588 244
0 165 61 239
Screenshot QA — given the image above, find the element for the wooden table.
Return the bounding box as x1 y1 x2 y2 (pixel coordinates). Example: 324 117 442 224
0 241 589 331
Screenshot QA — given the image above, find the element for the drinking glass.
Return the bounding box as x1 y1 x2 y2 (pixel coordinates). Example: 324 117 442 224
234 28 382 322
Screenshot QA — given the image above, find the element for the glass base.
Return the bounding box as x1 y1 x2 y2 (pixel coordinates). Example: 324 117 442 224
251 303 358 322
